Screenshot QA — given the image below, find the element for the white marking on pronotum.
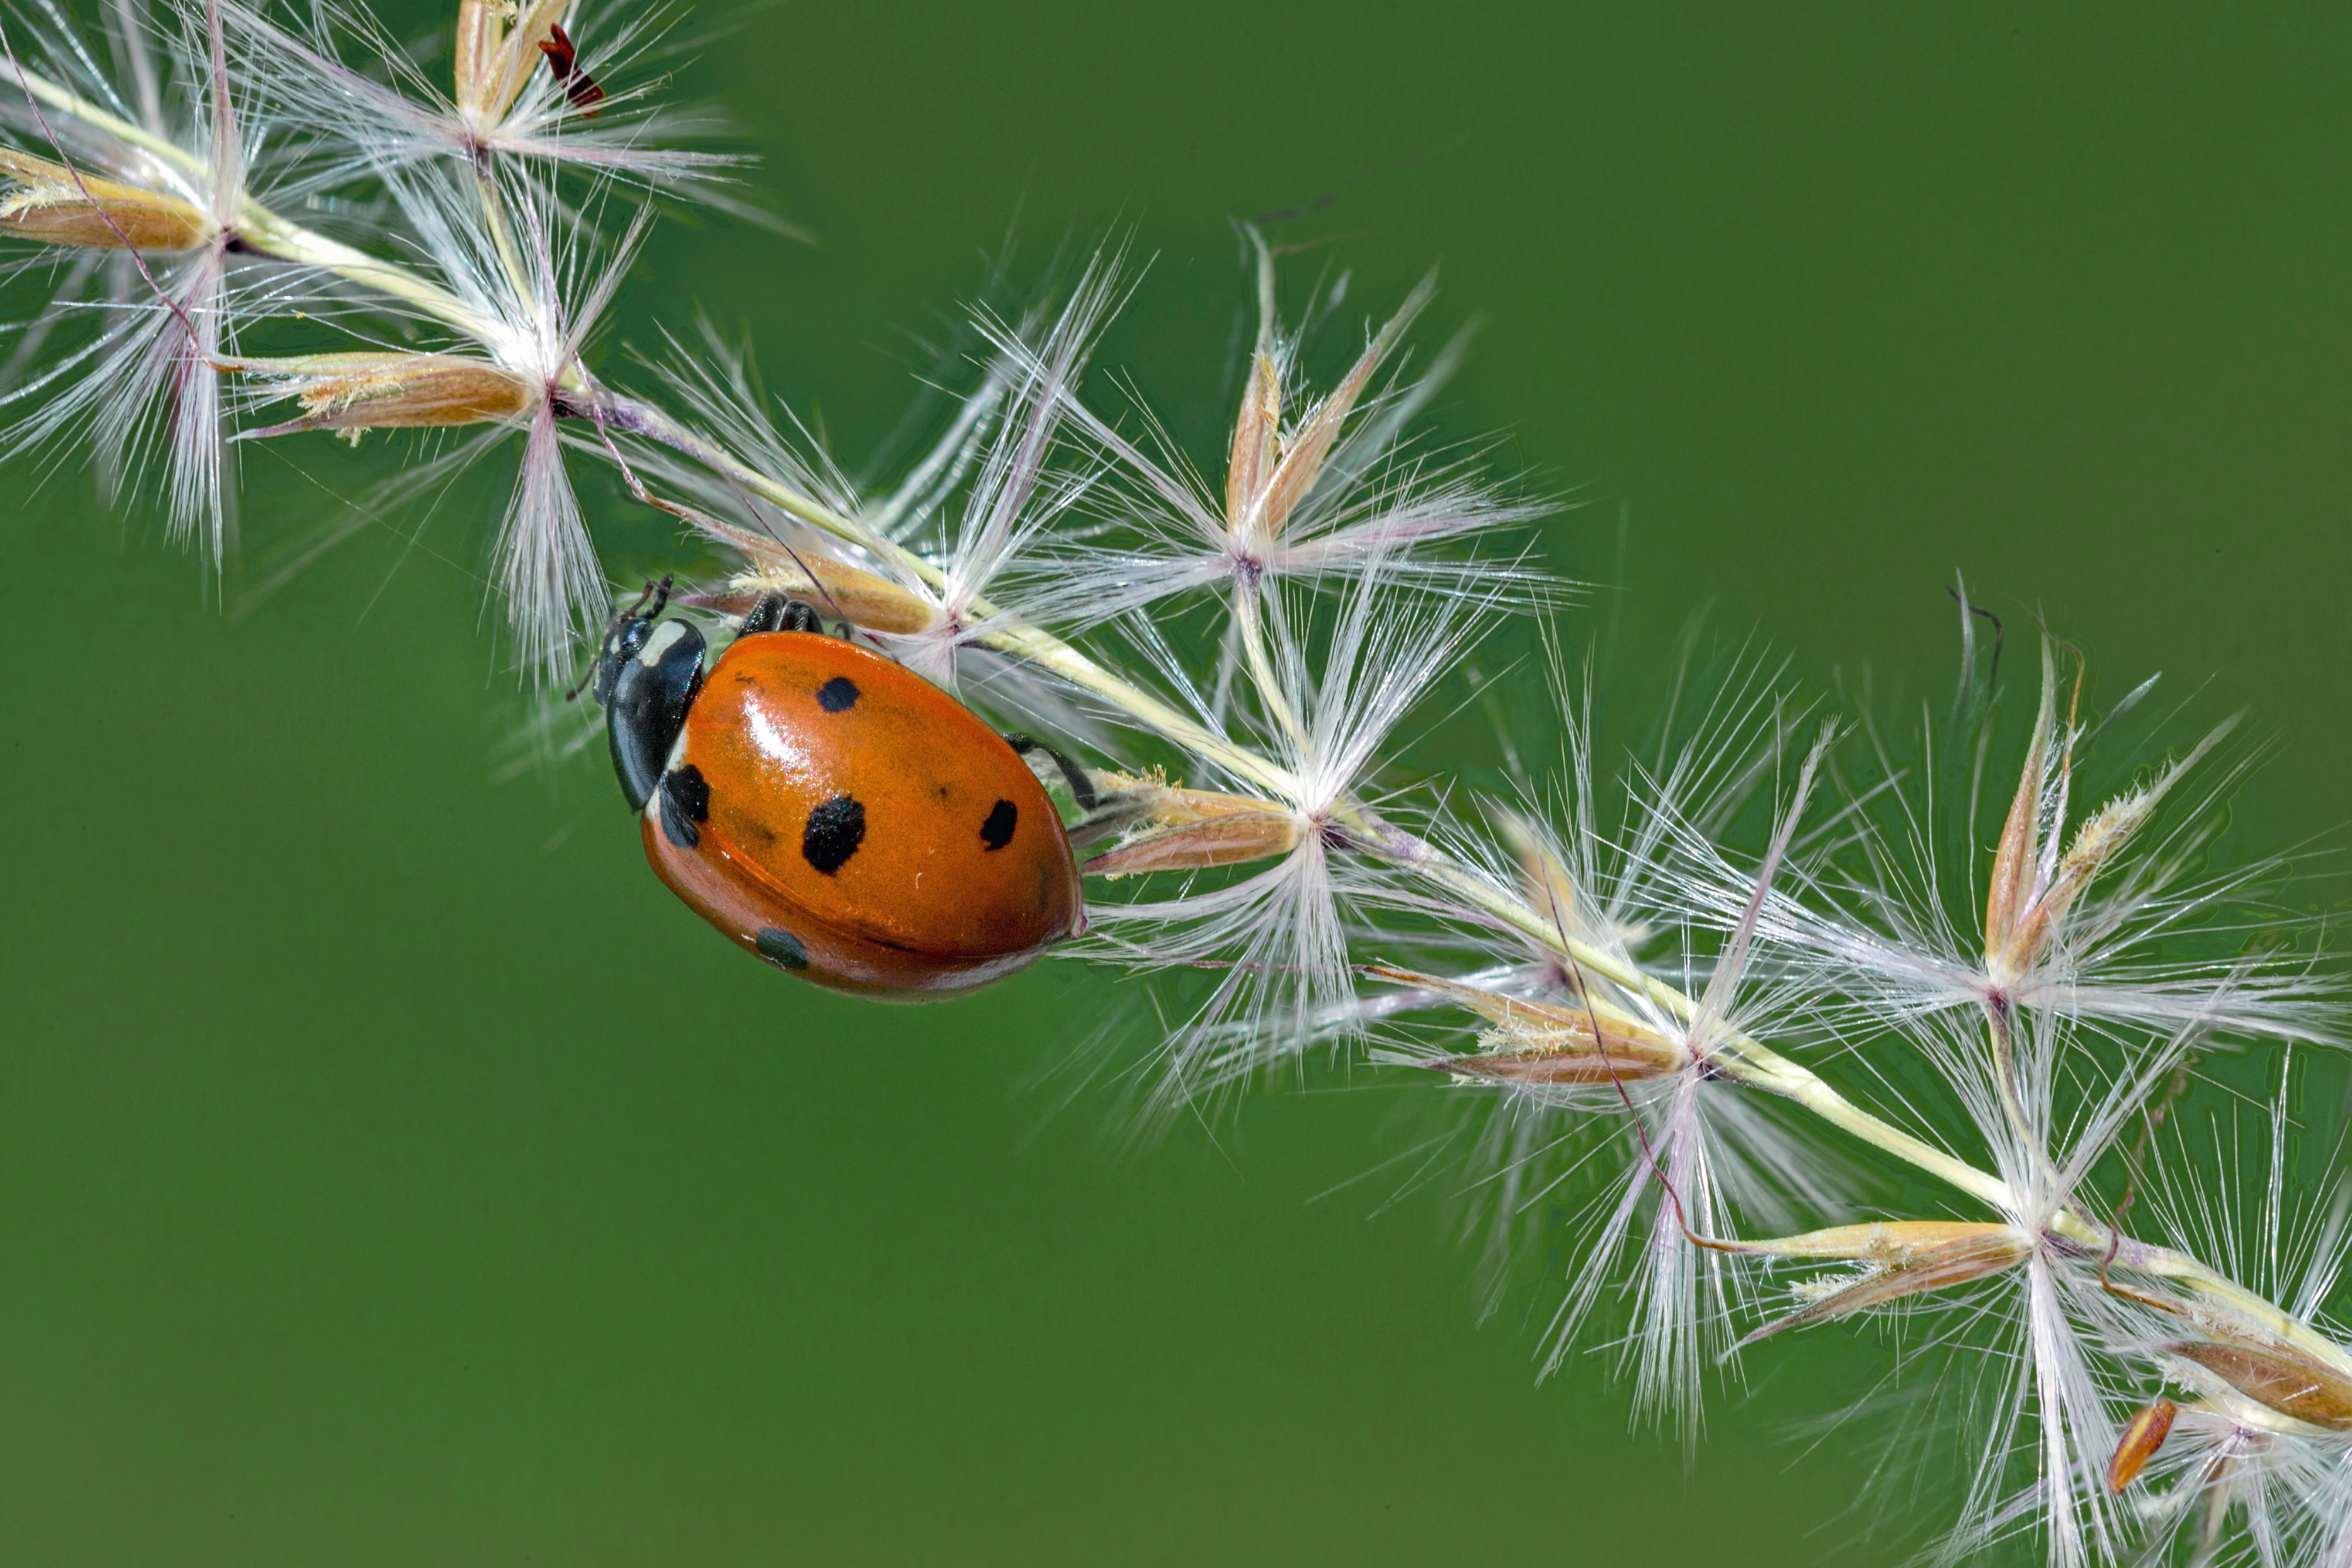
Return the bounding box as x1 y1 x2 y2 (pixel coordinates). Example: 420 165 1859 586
638 619 689 667
647 738 695 823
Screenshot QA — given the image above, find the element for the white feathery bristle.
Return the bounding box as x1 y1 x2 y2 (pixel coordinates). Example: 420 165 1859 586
874 252 1128 683
219 0 757 208
0 0 257 560
997 244 1556 632
367 166 649 677
2 13 2346 1564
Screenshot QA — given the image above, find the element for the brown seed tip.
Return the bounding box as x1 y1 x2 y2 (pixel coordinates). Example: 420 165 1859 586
2106 1399 2178 1493
2163 1341 2352 1431
0 151 210 252
1082 796 1304 879
229 353 537 439
723 555 938 637
456 0 572 122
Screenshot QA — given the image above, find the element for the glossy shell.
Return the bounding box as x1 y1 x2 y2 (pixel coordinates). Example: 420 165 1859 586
641 632 1083 995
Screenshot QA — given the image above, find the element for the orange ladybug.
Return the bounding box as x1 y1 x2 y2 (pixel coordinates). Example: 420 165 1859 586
589 583 1084 996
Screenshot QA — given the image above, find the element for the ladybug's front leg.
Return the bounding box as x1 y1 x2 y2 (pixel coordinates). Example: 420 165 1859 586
1006 733 1162 848
1004 733 1099 810
740 594 825 636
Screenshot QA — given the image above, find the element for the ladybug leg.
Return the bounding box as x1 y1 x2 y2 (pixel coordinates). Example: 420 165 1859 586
1064 786 1165 848
1008 732 1146 847
740 594 824 636
1003 733 1099 810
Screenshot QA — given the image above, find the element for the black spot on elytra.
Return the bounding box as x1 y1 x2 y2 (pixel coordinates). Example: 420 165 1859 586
815 676 860 713
980 799 1017 851
802 794 866 874
659 765 711 849
755 928 809 970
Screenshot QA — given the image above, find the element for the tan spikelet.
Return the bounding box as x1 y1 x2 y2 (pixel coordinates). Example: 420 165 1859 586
230 352 536 438
2163 1341 2352 1431
1490 806 1580 931
722 555 939 636
1984 642 2060 981
1982 638 2236 985
1367 966 1687 1083
456 0 571 122
1082 783 1304 878
1224 350 1280 534
1247 278 1430 546
1716 1221 2032 1343
0 150 209 252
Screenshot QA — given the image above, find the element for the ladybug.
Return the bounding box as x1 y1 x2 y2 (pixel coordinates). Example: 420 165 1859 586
590 582 1085 996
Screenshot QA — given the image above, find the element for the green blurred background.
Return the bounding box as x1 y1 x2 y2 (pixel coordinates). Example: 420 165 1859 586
6 2 2352 1562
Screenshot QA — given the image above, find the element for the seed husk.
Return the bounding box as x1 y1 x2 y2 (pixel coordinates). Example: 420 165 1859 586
1719 1221 2032 1344
720 557 938 637
0 150 209 252
231 352 537 438
2163 1341 2352 1430
2107 1398 2178 1492
1367 966 1687 1083
1083 788 1304 878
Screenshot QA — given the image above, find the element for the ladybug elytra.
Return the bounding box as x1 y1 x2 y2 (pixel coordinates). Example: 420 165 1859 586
592 583 1084 996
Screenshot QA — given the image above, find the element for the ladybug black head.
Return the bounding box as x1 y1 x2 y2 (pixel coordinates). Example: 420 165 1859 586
593 578 709 814
587 577 673 709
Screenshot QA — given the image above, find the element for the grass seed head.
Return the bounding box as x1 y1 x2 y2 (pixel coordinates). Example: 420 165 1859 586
2163 1341 2352 1431
229 352 537 440
0 151 211 252
1720 1221 2033 1343
721 557 940 637
2106 1398 2178 1492
1082 784 1304 879
1368 966 1688 1083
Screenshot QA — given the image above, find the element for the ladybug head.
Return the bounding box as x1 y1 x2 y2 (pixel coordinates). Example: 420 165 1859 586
589 577 709 814
586 576 673 708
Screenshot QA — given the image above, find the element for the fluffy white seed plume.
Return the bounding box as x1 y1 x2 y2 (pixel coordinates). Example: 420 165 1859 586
1082 550 1501 1105
219 0 752 207
1728 636 2335 1058
369 165 647 678
1013 228 1551 640
868 255 1127 685
1830 961 2266 1562
0 0 256 560
2099 1052 2352 1568
1366 677 1857 1441
1364 655 1801 1318
636 316 877 541
624 264 1129 738
1589 727 1850 1437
